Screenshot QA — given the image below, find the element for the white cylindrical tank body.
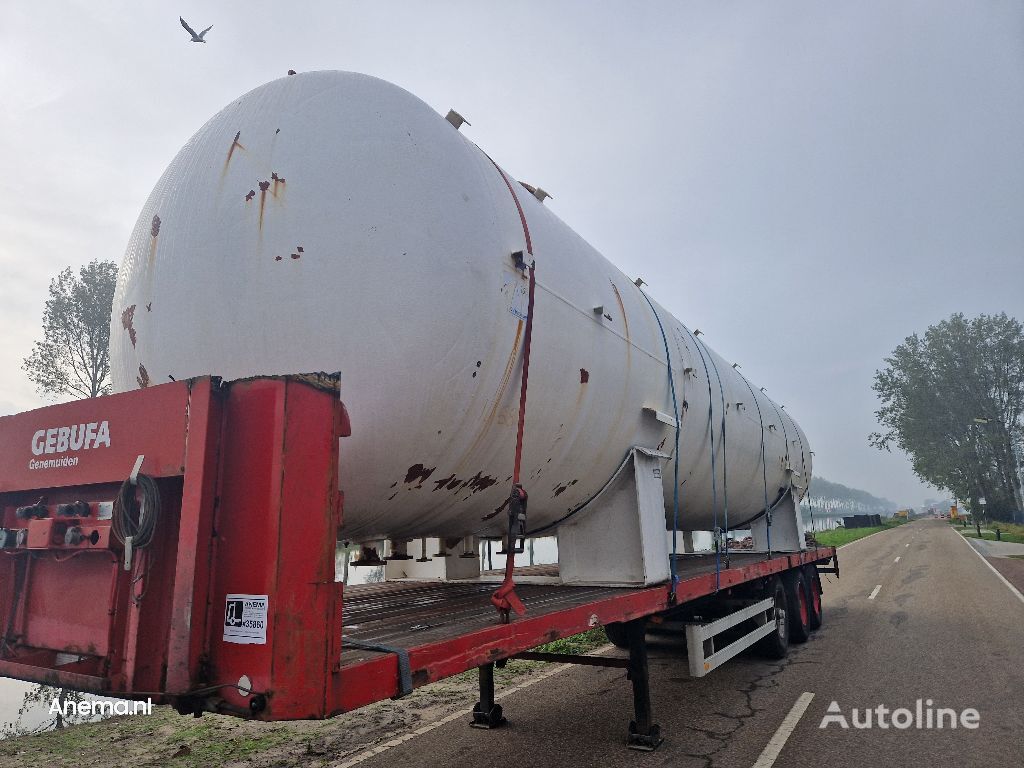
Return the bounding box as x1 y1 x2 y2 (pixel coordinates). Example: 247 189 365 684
110 71 811 541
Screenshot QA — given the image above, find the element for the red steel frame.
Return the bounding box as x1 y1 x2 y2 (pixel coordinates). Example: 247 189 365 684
333 547 836 712
0 375 835 721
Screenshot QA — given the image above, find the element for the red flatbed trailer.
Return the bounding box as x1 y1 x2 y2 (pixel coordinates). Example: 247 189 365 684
0 374 836 751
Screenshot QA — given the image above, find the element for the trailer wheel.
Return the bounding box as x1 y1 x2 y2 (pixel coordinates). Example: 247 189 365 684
603 622 631 649
784 570 811 643
756 577 789 659
804 566 823 631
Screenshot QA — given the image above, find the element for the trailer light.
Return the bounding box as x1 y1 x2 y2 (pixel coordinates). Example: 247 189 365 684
15 504 47 520
57 501 90 518
64 527 84 546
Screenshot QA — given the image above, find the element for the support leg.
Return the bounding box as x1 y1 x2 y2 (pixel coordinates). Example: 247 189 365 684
625 620 663 751
470 663 506 729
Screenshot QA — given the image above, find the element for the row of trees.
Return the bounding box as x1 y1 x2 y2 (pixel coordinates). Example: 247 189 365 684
805 476 896 516
871 313 1024 522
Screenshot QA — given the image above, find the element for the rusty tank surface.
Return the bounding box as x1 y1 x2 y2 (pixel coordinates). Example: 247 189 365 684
109 70 810 541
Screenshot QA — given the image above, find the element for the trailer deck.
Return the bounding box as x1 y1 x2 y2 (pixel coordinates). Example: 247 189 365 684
337 548 836 711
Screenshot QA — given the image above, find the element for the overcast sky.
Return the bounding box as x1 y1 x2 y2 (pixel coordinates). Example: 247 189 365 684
1 1 1022 507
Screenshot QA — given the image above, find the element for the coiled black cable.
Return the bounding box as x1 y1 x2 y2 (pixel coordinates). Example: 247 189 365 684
112 473 161 555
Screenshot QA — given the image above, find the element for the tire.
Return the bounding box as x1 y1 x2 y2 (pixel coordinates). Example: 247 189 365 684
604 621 631 649
784 570 811 644
804 566 823 631
756 577 790 659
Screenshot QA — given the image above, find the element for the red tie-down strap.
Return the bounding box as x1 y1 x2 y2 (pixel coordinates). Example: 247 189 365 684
491 259 536 622
491 484 528 620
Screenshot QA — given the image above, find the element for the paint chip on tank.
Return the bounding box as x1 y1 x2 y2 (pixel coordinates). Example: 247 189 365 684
121 305 137 348
404 464 436 486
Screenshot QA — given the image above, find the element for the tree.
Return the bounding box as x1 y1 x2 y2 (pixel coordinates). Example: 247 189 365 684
870 313 1024 522
22 260 118 400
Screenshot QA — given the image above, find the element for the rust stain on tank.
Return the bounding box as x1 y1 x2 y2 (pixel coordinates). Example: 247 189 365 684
610 282 630 343
223 131 245 172
404 463 436 488
258 180 271 231
120 305 137 348
449 322 524 479
482 319 523 429
136 364 150 389
579 368 589 383
465 472 497 493
553 483 568 497
147 215 161 268
483 497 510 521
433 474 456 491
271 171 287 198
245 189 256 202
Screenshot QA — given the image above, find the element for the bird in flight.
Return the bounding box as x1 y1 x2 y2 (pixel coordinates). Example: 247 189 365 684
179 16 213 43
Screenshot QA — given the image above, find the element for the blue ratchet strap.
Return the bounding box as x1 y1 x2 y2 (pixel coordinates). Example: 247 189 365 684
346 639 413 697
638 288 682 601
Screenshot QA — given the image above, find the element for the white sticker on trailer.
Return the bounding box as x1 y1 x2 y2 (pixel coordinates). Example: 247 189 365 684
223 594 269 644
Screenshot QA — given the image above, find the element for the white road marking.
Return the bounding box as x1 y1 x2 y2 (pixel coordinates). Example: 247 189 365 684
868 584 882 600
332 647 609 767
894 556 901 563
752 692 815 768
957 532 1024 607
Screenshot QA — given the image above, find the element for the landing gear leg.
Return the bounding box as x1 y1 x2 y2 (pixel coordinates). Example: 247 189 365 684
470 663 506 729
625 619 663 751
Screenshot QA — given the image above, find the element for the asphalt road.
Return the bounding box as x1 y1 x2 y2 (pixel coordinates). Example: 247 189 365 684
335 519 1024 767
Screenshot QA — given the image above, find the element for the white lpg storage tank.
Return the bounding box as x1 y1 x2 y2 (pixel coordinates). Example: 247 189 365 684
109 71 811 556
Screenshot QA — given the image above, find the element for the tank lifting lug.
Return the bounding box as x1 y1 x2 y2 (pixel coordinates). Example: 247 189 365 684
510 250 527 273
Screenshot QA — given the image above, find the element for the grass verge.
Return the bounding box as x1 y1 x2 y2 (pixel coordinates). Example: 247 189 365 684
811 518 907 548
956 521 1024 544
